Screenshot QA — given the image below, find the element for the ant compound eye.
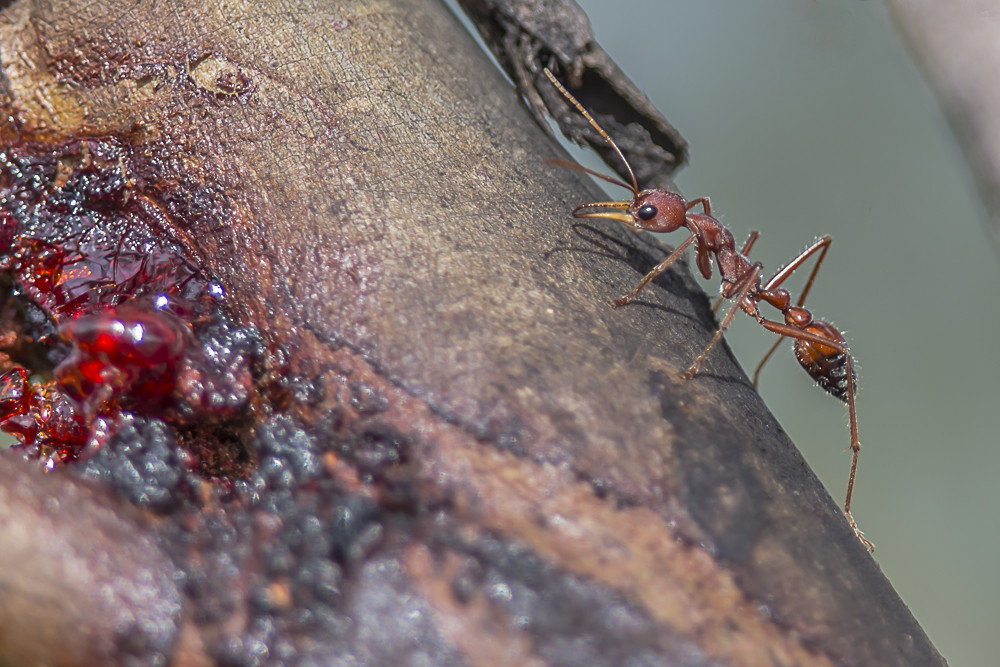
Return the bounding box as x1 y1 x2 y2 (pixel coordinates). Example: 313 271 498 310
637 205 658 221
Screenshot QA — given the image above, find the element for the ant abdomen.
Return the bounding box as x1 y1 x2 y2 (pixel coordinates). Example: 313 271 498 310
793 320 856 402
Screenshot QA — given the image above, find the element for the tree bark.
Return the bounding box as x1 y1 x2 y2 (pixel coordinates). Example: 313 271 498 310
0 0 944 665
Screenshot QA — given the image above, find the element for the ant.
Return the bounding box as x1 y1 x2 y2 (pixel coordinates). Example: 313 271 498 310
543 68 873 552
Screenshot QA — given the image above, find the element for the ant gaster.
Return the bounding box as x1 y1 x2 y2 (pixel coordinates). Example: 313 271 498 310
543 68 872 551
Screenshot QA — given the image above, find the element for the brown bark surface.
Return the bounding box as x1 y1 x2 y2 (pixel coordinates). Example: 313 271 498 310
0 0 944 665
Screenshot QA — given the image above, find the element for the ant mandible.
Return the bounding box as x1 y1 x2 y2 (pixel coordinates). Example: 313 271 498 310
543 68 872 552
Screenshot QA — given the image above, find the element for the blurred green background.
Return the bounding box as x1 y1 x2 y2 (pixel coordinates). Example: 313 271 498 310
571 1 997 665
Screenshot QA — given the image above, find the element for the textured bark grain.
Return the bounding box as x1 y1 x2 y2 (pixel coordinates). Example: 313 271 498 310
0 457 204 667
0 0 944 665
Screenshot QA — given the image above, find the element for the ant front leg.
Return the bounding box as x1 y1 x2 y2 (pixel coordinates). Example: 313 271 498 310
612 232 698 307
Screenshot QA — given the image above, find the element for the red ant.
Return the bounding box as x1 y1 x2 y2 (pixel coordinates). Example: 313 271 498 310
543 68 872 551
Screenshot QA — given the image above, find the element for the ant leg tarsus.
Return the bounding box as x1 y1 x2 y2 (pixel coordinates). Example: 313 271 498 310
841 353 872 549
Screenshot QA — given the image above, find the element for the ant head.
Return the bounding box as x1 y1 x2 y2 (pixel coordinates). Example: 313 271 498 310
542 69 688 235
572 189 687 234
629 190 687 233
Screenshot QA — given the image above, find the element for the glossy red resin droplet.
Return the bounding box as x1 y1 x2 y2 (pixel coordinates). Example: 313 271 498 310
0 367 29 420
0 138 244 465
56 300 191 409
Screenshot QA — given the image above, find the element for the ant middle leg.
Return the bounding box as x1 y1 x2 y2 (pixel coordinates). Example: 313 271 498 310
761 235 832 294
752 236 833 388
683 263 762 379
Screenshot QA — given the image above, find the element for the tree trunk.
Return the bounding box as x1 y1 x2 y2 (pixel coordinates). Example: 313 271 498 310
0 0 944 665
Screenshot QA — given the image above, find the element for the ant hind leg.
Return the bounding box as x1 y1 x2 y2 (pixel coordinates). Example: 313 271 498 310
757 317 873 552
752 236 834 388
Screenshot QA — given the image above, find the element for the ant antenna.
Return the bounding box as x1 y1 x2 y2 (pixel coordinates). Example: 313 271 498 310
543 68 639 196
544 158 633 192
